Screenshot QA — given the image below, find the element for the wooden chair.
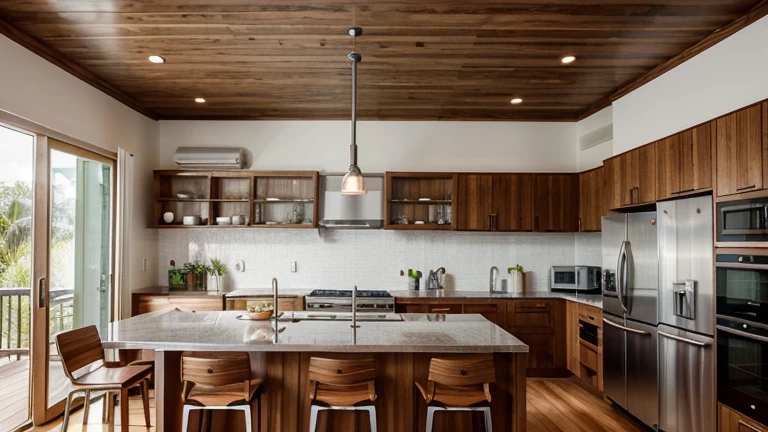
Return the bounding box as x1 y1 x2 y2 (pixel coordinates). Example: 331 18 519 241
180 351 262 432
307 356 378 432
55 325 152 432
415 355 496 432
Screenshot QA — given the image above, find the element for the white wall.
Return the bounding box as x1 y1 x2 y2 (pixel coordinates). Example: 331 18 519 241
576 107 613 171
613 15 768 154
159 120 579 173
0 35 159 318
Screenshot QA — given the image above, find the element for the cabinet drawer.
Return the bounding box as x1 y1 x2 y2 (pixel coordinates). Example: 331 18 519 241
515 333 556 369
134 295 223 315
428 304 463 314
577 304 601 326
719 403 768 432
464 303 499 325
579 342 598 370
512 300 553 327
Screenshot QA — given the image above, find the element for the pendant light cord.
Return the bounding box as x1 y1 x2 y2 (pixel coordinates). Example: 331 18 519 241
350 54 357 167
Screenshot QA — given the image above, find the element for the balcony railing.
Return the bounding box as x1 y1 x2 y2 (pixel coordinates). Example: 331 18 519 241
0 287 74 360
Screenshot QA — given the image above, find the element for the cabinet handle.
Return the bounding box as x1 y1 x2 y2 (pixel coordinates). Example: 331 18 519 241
492 213 498 231
431 308 451 313
737 185 757 192
534 215 539 230
488 214 493 231
578 217 582 231
38 277 46 308
738 420 763 432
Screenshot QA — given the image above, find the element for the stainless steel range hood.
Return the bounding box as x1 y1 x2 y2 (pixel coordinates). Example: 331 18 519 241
319 175 383 229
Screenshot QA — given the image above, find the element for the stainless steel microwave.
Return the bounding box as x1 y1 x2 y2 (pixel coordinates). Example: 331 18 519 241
717 197 768 243
550 266 601 293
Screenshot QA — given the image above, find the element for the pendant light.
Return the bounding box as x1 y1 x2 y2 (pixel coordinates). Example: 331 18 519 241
341 27 366 195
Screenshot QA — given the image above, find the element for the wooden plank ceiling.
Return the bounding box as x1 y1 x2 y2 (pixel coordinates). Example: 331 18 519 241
0 0 764 121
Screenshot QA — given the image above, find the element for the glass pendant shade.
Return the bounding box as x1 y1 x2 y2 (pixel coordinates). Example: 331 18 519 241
341 165 366 195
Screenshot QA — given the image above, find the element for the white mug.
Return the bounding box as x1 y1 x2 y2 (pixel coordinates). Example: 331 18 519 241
232 214 245 225
163 212 174 224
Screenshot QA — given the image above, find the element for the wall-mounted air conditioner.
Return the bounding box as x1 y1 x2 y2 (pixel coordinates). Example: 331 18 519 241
173 147 247 169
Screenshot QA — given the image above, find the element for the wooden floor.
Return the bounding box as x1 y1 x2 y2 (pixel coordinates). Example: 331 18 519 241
24 377 646 432
0 358 31 431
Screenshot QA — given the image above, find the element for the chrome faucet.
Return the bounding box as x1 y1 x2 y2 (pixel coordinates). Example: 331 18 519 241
272 277 279 327
427 267 446 290
490 266 499 292
351 285 360 328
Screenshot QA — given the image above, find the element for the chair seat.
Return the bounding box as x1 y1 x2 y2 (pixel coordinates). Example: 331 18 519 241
186 378 262 407
415 382 490 407
73 364 152 389
315 382 377 407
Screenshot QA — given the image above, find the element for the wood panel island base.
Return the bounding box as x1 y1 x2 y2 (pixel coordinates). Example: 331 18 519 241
105 310 528 432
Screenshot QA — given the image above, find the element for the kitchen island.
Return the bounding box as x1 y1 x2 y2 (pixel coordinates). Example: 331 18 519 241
104 309 528 432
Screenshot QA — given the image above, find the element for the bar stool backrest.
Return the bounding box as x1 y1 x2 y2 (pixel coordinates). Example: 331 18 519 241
55 325 105 382
308 357 376 386
426 355 496 403
181 352 251 389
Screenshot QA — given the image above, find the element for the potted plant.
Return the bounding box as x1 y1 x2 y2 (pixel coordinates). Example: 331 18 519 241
167 260 188 290
209 258 227 292
507 264 525 294
184 261 212 291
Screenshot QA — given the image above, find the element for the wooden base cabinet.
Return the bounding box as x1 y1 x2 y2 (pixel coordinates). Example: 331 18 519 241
719 403 768 432
566 302 603 391
504 299 567 376
132 294 224 316
225 296 304 312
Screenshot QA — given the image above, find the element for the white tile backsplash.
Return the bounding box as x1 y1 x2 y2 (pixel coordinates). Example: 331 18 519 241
158 229 600 292
575 232 602 266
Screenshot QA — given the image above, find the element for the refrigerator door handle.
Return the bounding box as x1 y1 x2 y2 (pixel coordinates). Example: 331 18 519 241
616 240 629 313
658 330 709 347
603 317 649 335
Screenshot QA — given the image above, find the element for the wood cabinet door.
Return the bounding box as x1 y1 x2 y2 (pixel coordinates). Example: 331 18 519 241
603 157 622 210
578 168 602 232
716 104 764 196
566 301 580 374
637 144 657 204
619 150 638 206
718 403 768 432
515 333 556 369
533 174 579 232
684 122 713 193
428 303 463 314
456 174 493 230
656 135 681 200
492 174 533 231
464 303 500 325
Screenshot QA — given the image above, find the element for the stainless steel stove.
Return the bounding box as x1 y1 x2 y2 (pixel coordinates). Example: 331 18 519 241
305 289 394 313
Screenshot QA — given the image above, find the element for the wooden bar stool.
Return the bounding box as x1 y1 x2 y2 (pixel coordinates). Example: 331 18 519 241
307 356 378 432
180 351 262 432
415 355 496 432
55 325 152 432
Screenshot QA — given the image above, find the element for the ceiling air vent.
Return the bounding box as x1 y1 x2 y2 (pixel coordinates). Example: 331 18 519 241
173 147 247 169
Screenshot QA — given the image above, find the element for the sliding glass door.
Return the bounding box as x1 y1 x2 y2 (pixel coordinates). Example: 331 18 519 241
32 137 115 423
0 125 34 431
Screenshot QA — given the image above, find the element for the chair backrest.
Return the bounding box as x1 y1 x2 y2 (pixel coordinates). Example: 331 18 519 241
427 355 496 387
308 357 376 386
55 325 105 382
181 351 251 387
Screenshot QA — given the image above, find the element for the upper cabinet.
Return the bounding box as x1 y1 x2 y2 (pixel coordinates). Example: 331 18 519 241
456 174 532 231
656 122 713 200
715 103 768 197
578 168 603 232
153 170 319 228
533 174 579 232
605 143 656 209
384 172 456 230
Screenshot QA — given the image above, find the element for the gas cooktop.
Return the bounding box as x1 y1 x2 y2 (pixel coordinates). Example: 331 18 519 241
308 289 392 298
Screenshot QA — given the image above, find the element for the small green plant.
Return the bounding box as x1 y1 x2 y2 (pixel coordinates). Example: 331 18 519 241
209 258 227 276
508 264 524 273
184 261 212 275
168 269 186 287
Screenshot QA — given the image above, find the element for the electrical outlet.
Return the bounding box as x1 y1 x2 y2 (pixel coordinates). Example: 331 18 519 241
290 261 297 273
235 260 245 273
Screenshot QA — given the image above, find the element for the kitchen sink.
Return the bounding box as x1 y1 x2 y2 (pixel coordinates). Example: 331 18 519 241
280 311 404 322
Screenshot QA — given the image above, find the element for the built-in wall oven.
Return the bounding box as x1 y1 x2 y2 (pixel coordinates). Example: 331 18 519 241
717 197 768 243
716 253 768 426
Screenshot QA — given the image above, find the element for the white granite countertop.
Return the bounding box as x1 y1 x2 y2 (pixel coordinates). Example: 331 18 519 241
103 309 528 353
389 290 603 308
225 288 305 298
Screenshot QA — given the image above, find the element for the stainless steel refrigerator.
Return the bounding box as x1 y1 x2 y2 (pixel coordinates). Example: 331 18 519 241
656 196 714 432
602 211 659 430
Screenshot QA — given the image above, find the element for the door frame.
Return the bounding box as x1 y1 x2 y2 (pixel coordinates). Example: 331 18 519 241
31 136 117 424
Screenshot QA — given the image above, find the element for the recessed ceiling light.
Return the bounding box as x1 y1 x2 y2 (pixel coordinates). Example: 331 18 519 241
148 55 166 64
510 97 523 104
561 55 576 64
194 97 206 103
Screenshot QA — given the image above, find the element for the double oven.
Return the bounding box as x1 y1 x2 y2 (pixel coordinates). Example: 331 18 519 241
716 252 768 426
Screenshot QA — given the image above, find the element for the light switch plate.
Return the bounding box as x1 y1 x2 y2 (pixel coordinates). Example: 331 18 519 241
235 260 245 273
290 261 297 273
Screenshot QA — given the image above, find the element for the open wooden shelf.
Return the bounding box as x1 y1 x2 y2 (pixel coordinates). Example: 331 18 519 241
154 170 319 228
384 172 457 230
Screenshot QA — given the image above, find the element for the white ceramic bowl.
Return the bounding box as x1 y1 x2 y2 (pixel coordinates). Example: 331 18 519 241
182 216 200 226
163 212 174 224
216 216 231 225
